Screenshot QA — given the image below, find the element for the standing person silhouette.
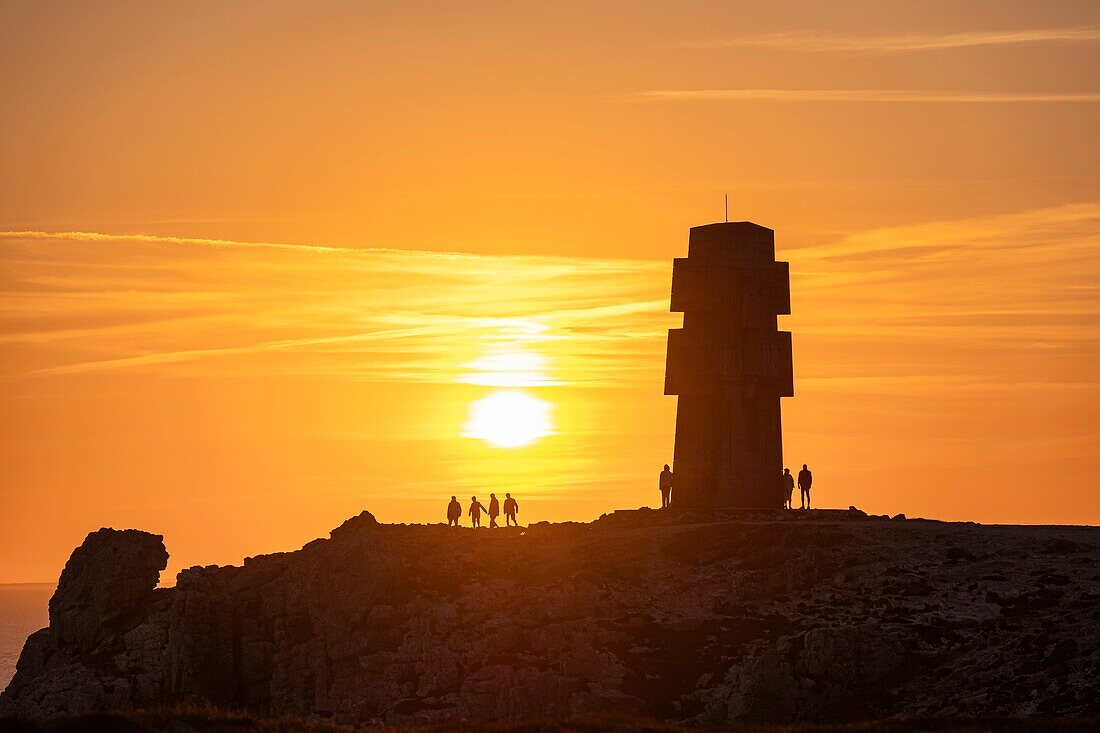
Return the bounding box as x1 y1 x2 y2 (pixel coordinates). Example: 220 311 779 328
503 492 519 526
782 468 795 509
446 495 462 527
488 493 500 528
798 464 813 509
659 464 673 508
468 496 488 528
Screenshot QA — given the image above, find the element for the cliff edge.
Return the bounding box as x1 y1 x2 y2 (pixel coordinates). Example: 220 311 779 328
2 508 1098 725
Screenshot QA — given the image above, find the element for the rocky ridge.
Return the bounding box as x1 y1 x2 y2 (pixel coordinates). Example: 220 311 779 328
2 508 1098 725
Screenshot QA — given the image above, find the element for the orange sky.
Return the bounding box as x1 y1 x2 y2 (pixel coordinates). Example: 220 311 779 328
2 1 1099 582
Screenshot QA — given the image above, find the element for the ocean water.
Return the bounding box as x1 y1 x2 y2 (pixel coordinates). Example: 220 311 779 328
0 584 52 691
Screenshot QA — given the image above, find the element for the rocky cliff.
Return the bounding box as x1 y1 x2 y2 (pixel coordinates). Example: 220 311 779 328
2 509 1098 726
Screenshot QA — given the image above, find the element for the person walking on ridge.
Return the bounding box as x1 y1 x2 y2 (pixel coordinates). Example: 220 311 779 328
659 464 673 508
468 496 488 528
503 492 519 526
447 495 462 527
488 493 500 528
798 464 813 509
782 468 795 509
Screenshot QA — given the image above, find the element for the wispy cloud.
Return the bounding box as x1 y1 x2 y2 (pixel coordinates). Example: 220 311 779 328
636 89 1100 103
681 27 1100 52
783 202 1100 389
0 231 671 385
794 202 1100 262
0 229 354 253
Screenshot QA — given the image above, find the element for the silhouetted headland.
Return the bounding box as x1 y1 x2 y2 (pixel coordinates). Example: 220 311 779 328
3 508 1098 726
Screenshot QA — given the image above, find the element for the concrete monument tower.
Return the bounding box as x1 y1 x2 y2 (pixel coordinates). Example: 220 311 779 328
664 222 794 508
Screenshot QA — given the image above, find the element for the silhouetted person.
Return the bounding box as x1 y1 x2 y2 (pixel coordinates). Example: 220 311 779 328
447 495 462 527
798 464 813 509
503 492 519 526
469 496 488 528
488 493 500 528
659 464 673 508
782 468 795 509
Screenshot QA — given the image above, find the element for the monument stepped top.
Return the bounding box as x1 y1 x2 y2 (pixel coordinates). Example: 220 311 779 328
690 220 774 233
687 221 776 262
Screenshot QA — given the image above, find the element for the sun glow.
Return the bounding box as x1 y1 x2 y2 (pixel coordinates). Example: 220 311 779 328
459 322 561 448
462 389 555 448
459 350 561 387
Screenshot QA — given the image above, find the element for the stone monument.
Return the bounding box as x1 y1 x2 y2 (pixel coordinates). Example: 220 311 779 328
664 222 794 507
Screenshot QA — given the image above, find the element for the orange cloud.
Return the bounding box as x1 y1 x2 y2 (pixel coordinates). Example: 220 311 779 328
681 28 1100 52
636 90 1100 103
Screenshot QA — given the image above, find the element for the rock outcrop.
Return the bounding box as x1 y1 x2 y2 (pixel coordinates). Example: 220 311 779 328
2 509 1098 725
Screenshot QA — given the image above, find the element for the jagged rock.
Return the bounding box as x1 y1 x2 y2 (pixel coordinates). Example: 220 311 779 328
1 529 167 719
2 509 1098 725
49 529 168 655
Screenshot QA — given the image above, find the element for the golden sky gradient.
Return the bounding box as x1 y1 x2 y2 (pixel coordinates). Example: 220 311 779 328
2 1 1098 582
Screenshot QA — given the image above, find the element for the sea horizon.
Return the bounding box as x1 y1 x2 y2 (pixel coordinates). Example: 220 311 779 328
0 584 52 691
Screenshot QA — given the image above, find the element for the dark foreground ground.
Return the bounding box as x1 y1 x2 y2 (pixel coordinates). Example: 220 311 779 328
1 707 1097 733
2 508 1098 727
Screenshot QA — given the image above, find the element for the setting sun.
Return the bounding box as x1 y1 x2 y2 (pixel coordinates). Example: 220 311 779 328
462 389 555 448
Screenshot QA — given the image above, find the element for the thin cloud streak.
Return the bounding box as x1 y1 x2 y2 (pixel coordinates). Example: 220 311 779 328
0 229 355 254
0 231 672 385
681 28 1100 52
0 230 668 274
636 89 1100 103
794 202 1100 260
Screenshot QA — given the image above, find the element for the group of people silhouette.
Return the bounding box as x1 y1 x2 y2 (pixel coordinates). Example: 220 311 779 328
445 464 815 526
447 493 519 528
657 463 815 509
